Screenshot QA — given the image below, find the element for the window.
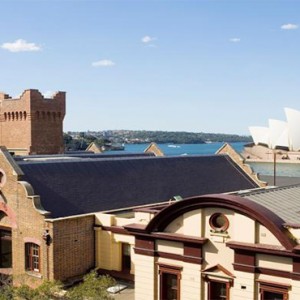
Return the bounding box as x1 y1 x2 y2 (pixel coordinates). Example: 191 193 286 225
258 281 289 300
25 243 40 272
121 243 131 272
208 280 230 300
159 264 182 300
0 228 12 268
209 213 229 232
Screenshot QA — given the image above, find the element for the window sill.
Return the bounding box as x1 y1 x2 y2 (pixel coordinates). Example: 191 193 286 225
210 232 230 237
26 271 42 279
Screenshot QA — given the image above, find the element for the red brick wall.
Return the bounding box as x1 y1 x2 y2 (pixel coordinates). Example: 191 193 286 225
0 89 65 155
50 216 95 281
0 149 96 287
0 151 47 287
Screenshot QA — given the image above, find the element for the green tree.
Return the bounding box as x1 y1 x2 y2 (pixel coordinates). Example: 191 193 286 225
67 271 116 300
13 284 38 300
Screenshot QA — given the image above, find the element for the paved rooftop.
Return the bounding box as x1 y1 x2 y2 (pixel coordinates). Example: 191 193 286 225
111 281 134 300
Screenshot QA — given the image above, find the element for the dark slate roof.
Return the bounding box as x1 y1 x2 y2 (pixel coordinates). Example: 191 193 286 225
17 155 259 218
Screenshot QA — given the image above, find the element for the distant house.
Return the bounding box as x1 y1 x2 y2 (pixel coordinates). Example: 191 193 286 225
0 146 260 287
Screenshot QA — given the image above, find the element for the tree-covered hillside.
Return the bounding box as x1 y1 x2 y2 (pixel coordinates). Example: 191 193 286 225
65 130 252 150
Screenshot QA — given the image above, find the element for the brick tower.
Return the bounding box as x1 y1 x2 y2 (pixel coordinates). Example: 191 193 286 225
0 89 66 155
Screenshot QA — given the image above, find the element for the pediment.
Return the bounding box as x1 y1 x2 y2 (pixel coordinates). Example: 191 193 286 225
202 264 234 281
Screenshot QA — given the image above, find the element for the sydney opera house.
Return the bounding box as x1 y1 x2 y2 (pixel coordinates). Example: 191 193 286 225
243 107 300 161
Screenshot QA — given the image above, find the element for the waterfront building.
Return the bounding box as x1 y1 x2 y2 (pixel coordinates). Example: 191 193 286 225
1 88 297 300
245 108 300 161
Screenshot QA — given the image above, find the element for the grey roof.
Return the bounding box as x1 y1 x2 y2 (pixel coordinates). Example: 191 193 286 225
238 184 300 225
17 154 259 218
14 152 154 161
259 175 300 187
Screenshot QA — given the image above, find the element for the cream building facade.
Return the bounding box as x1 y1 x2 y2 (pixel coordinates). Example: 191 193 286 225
95 188 300 300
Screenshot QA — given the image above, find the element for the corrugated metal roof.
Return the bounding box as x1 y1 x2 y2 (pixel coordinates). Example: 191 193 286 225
238 184 300 224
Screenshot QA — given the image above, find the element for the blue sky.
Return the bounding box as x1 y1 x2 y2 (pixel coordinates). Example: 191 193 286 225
1 0 300 135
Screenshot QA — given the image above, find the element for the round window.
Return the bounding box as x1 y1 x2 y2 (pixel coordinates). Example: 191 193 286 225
209 213 229 232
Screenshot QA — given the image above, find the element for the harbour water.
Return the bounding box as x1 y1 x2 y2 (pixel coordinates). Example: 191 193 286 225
121 142 300 177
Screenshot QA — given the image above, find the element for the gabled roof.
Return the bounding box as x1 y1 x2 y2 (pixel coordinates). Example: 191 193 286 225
17 154 259 218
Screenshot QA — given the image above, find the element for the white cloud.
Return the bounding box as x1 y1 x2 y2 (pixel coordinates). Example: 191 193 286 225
92 59 115 67
281 23 298 30
141 35 156 43
1 39 41 52
43 91 55 98
229 38 241 43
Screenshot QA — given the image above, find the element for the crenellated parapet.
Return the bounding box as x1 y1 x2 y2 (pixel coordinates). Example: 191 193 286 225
0 89 65 120
0 92 11 100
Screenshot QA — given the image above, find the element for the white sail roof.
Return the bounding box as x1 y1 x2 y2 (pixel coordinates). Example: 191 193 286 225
268 119 289 149
285 108 300 151
249 107 300 151
249 126 270 147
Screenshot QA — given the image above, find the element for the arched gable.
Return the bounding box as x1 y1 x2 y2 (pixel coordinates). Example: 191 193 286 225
145 194 296 250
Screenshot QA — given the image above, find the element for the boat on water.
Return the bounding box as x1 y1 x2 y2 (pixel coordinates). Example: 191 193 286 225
168 145 181 148
102 142 125 151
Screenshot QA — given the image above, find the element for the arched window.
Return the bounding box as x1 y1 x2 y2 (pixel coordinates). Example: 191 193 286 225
23 111 27 120
11 112 15 121
16 112 19 120
8 112 11 121
36 111 40 120
47 111 51 120
25 243 40 272
19 111 23 120
52 112 56 121
42 111 46 119
4 113 7 121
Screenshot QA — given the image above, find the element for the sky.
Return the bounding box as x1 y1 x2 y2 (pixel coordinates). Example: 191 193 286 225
1 0 300 135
